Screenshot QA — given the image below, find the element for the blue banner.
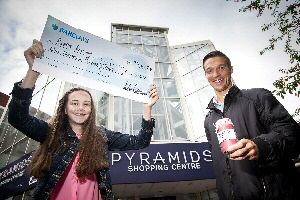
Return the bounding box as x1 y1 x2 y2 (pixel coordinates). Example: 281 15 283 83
0 142 215 198
110 142 215 184
0 152 37 199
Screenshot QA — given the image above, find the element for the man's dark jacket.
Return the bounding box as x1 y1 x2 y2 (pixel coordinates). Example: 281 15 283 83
8 82 155 200
204 85 300 200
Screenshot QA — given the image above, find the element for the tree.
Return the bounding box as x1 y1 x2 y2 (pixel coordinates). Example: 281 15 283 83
227 0 300 117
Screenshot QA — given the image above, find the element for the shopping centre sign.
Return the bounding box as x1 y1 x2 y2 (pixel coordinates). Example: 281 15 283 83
0 142 215 198
0 152 36 199
110 142 215 184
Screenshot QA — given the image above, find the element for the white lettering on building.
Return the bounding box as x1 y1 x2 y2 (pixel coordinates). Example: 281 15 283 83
110 149 212 173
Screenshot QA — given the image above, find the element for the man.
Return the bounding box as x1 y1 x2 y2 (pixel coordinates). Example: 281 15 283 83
203 50 300 199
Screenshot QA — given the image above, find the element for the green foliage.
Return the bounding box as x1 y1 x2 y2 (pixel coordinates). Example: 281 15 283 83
228 0 300 117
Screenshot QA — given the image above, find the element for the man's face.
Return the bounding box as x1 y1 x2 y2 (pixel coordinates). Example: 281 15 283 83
204 56 233 94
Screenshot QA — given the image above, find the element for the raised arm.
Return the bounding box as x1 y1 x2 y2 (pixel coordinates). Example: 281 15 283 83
106 84 159 151
8 39 48 143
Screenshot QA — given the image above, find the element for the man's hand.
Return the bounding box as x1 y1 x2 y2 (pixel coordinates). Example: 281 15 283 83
227 139 259 160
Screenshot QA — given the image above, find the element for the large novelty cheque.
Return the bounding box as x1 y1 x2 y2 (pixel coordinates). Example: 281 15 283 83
33 15 155 103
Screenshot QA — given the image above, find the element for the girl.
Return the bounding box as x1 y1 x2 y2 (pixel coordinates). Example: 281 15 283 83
8 39 159 200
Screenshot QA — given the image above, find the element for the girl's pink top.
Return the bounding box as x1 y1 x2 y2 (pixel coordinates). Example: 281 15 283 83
50 133 100 200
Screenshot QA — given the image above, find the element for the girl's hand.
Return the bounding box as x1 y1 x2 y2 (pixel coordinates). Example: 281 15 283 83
24 39 44 71
146 84 159 107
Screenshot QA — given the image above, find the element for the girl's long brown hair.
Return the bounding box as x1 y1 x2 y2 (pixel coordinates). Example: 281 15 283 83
30 88 109 179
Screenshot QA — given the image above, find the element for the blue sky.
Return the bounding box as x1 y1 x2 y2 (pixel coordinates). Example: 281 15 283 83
0 0 299 118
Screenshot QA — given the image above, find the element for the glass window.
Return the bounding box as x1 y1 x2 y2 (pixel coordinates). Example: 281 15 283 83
192 67 208 89
0 115 10 145
154 36 167 46
129 35 141 44
117 43 129 49
159 63 174 78
143 45 156 59
7 137 29 164
87 87 109 126
198 85 215 115
172 47 186 61
153 79 163 97
181 73 196 96
132 115 143 135
184 46 196 56
151 100 170 140
175 57 190 77
95 93 109 127
128 29 141 35
155 32 166 37
116 33 128 43
114 97 131 134
116 29 129 34
126 85 170 140
197 47 210 67
0 109 3 119
140 30 155 36
141 35 155 45
183 85 214 142
165 99 187 140
186 51 201 71
29 106 38 116
156 46 170 63
26 139 39 154
114 97 161 136
0 147 11 168
130 44 143 54
131 100 143 115
38 78 62 116
154 63 160 78
186 93 206 141
14 130 26 144
1 128 17 150
36 110 51 121
161 79 179 97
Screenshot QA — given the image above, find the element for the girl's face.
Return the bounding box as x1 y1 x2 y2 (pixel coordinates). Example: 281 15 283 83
66 90 92 129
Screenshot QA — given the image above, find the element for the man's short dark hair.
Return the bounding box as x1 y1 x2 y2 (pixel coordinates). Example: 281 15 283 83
202 50 232 69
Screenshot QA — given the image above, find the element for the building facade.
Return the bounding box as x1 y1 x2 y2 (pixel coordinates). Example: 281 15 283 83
0 24 219 200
